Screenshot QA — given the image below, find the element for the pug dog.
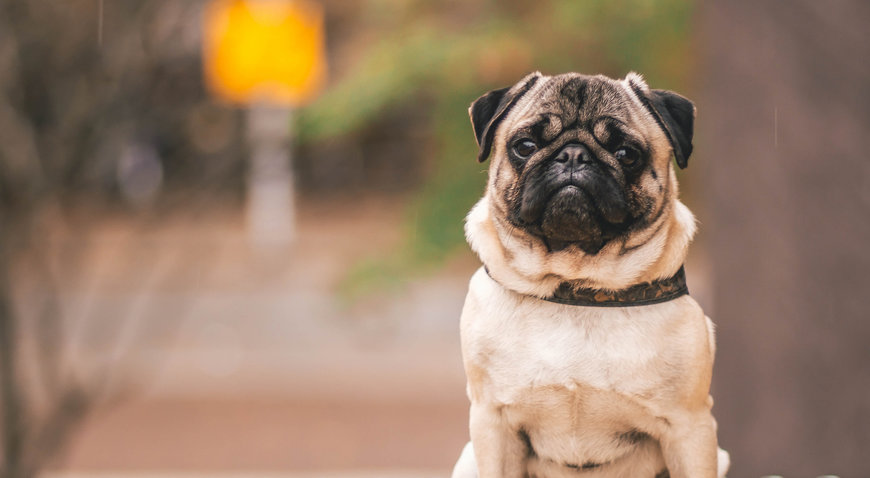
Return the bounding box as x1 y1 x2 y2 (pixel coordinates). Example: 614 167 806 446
451 72 729 478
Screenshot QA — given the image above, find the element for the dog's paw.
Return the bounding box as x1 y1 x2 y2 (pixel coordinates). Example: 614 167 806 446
451 441 478 478
717 447 730 478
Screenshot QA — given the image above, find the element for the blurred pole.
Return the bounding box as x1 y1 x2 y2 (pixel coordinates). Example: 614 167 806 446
246 104 295 248
700 0 870 476
202 0 325 249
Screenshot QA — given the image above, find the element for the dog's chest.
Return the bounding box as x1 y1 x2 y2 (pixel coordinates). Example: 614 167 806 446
460 269 699 413
467 295 666 397
496 309 662 395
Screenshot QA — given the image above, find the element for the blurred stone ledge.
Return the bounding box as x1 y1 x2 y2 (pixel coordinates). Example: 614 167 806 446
44 472 844 478
45 472 446 478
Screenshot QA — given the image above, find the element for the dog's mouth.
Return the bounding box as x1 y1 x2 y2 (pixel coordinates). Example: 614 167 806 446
514 181 631 254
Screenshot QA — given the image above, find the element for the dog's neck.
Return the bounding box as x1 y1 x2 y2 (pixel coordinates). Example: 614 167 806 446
465 195 696 298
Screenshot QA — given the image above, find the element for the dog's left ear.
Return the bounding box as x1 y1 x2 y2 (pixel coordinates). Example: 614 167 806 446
626 73 696 169
469 72 541 163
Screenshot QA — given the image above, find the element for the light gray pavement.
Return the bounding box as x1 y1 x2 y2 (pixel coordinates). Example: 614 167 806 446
47 473 447 478
45 198 473 474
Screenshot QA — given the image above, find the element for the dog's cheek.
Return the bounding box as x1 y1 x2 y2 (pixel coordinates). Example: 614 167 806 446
625 182 657 225
629 161 667 207
504 185 525 224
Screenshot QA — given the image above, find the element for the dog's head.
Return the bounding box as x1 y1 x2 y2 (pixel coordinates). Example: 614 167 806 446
470 72 695 255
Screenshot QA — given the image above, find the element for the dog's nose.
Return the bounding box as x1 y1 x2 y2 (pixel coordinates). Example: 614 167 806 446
554 143 591 165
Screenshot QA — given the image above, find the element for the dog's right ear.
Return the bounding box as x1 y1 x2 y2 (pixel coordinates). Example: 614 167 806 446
469 72 541 162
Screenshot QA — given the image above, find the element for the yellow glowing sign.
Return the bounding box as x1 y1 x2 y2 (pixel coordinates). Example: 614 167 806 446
203 0 326 106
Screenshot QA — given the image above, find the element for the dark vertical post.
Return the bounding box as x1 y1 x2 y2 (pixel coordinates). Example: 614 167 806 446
699 1 870 476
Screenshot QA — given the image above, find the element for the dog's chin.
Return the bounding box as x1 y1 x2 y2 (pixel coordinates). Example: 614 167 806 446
537 187 612 254
538 189 604 253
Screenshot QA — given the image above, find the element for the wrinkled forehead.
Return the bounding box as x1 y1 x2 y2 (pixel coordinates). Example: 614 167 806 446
503 74 641 135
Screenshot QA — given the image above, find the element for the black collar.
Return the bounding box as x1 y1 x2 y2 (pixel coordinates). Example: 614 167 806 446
485 266 689 307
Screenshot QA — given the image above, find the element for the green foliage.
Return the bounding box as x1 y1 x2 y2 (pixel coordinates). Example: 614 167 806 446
300 0 696 298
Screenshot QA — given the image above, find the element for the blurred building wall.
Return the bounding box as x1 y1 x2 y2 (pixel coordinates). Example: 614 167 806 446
699 1 870 476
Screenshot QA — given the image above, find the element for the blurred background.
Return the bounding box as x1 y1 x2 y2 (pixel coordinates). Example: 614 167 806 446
0 0 867 477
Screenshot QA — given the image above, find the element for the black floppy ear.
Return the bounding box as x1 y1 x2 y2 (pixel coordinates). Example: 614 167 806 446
626 73 696 169
647 89 695 169
469 72 541 162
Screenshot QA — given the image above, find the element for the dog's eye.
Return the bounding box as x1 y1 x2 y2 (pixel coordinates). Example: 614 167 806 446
614 147 640 168
512 139 538 158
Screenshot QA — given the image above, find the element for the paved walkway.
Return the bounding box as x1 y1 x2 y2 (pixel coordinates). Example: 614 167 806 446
44 199 471 474
48 472 447 478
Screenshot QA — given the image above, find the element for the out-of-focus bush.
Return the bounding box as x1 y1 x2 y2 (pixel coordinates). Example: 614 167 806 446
297 0 695 296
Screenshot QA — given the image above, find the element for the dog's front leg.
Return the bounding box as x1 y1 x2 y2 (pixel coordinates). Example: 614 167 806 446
469 402 528 478
658 405 722 478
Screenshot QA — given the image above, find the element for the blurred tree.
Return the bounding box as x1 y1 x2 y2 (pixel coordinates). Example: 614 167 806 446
0 1 237 475
701 0 870 475
295 0 696 297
